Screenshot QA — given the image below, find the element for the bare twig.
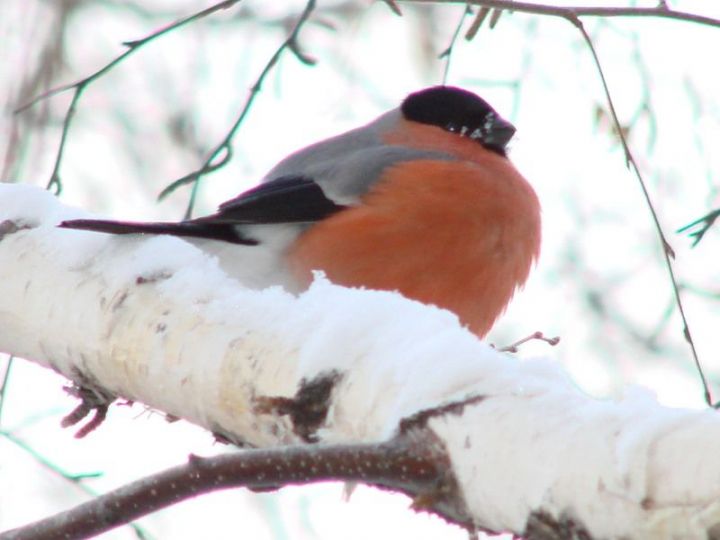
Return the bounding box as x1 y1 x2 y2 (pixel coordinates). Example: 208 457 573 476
158 0 318 219
0 431 151 539
403 1 720 28
0 356 14 426
438 4 473 84
488 6 505 28
60 376 117 437
1 429 468 540
678 209 720 247
3 430 102 483
410 0 718 404
497 331 561 353
465 6 489 40
381 0 403 16
628 31 658 152
565 15 712 406
14 0 244 195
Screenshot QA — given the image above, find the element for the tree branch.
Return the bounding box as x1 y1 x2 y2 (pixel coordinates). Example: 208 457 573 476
0 426 468 540
157 0 318 219
564 15 712 406
438 4 473 84
408 0 716 406
403 1 720 28
3 184 720 539
678 208 720 247
14 0 245 196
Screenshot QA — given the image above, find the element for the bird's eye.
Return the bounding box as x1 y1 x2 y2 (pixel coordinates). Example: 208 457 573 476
446 123 474 136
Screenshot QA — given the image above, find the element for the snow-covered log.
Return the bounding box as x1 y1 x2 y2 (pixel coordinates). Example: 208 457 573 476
1 183 720 539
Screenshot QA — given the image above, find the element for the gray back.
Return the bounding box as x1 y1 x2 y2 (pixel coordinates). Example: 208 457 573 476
262 110 455 204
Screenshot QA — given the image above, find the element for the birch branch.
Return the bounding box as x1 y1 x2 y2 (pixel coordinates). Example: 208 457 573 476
1 183 720 539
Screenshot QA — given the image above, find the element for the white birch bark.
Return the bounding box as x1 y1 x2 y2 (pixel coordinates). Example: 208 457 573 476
1 183 719 539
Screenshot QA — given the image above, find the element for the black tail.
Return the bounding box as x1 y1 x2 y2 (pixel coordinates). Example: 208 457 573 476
59 219 258 245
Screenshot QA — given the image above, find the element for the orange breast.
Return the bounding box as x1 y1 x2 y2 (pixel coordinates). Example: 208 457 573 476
286 158 540 337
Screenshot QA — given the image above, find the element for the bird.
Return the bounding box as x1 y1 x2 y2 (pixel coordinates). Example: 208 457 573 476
60 86 541 337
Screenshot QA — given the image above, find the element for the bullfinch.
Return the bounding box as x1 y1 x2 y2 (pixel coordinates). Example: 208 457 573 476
60 86 541 337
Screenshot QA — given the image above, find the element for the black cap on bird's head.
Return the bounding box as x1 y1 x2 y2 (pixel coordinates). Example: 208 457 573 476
400 86 516 156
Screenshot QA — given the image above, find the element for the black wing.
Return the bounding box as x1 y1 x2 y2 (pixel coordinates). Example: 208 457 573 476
60 175 347 245
201 175 345 224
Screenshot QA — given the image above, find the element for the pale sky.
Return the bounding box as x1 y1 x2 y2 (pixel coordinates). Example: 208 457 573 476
1 1 719 538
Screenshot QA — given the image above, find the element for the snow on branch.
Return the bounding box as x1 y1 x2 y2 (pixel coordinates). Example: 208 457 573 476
1 183 720 539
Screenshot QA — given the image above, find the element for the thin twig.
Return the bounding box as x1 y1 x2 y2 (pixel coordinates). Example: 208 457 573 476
0 356 14 426
566 15 713 406
465 6 490 40
14 0 244 195
678 209 720 247
497 331 561 353
403 0 720 28
3 430 102 484
158 0 318 219
381 0 403 16
0 429 464 540
0 430 151 539
438 4 473 84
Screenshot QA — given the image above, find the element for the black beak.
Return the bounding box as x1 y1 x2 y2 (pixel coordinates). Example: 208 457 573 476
485 115 516 149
